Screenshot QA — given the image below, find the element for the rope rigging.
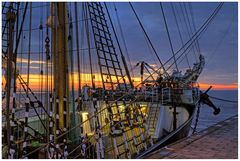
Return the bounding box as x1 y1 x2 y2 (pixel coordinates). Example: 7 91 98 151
9 2 20 158
67 3 77 146
208 96 238 103
39 3 44 101
166 2 224 71
84 2 95 89
26 3 32 96
113 3 135 78
121 2 224 91
22 2 32 158
104 2 133 89
179 3 198 61
149 2 224 78
205 13 235 66
175 43 194 67
22 94 141 158
14 2 28 56
182 3 200 55
160 2 179 72
19 13 25 102
170 3 191 69
188 3 201 55
75 2 82 95
2 2 232 159
37 4 45 134
129 2 169 77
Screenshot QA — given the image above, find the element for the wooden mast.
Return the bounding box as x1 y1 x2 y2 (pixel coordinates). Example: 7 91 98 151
5 3 15 157
51 2 69 134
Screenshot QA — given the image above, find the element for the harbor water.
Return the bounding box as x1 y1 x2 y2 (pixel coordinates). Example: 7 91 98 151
193 90 238 132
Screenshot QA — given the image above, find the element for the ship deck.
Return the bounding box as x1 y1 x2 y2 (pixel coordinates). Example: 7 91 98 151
144 115 238 159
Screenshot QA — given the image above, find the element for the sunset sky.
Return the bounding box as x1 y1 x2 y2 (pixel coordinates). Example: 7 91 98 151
4 2 238 91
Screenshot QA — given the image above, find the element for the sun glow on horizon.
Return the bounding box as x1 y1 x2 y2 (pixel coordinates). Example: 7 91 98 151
199 83 238 90
5 73 141 91
2 73 237 91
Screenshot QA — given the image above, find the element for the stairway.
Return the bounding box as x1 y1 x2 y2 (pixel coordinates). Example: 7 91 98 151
147 103 161 139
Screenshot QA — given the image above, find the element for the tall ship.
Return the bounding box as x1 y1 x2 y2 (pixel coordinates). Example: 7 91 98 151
2 2 222 159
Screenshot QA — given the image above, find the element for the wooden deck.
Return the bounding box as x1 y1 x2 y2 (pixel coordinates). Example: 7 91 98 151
144 115 238 159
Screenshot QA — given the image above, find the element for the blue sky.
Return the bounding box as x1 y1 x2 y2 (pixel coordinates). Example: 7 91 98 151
111 2 238 85
14 2 238 87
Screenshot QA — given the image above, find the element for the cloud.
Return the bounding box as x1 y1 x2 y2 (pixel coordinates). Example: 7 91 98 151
20 65 41 69
16 58 48 65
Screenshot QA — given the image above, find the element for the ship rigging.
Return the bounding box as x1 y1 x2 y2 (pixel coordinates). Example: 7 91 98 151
2 2 224 159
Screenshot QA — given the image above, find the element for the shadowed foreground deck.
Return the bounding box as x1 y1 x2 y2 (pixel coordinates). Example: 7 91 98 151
144 115 238 159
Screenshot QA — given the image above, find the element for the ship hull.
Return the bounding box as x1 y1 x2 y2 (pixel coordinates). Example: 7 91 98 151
2 99 198 159
136 102 198 158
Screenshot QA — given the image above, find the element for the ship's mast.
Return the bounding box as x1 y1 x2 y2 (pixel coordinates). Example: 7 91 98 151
5 3 16 157
51 2 69 137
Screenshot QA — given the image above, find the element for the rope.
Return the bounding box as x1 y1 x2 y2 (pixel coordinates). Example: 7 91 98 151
45 2 51 145
179 3 198 61
113 3 135 77
18 4 50 11
136 2 224 84
12 47 97 55
18 75 51 118
129 2 169 77
160 2 179 72
92 91 104 158
18 77 48 132
209 96 238 103
74 2 82 95
22 2 32 158
16 15 91 32
205 13 235 66
171 3 191 69
68 3 77 145
84 2 94 89
17 2 225 158
183 3 200 56
22 93 137 158
10 2 19 158
105 2 133 89
37 4 44 132
39 3 44 101
48 93 55 158
188 3 201 54
14 2 28 55
63 96 68 158
26 2 32 95
175 40 194 67
163 2 224 72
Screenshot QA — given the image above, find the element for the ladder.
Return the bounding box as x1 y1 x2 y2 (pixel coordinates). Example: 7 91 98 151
147 103 160 139
87 2 127 91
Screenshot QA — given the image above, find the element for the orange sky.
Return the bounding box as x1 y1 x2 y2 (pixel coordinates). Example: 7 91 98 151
199 83 238 90
2 73 238 91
